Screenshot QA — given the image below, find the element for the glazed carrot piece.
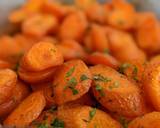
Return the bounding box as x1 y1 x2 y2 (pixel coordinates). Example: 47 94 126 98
59 11 88 42
83 31 93 52
3 91 46 127
118 60 147 83
21 41 63 71
85 3 107 24
18 66 57 83
75 0 96 9
90 65 149 118
57 105 122 128
52 59 92 105
128 112 160 128
142 63 160 111
107 0 136 30
135 12 160 54
90 24 110 52
0 81 30 118
22 14 58 38
106 27 146 63
150 55 160 65
87 52 120 69
56 39 87 61
0 36 24 64
0 69 17 105
0 60 12 69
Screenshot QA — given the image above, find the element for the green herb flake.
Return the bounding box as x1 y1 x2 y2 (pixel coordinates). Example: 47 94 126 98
66 66 75 77
108 81 120 90
118 63 131 74
95 84 105 97
67 77 77 87
95 84 102 91
133 65 138 75
70 88 79 95
80 74 89 81
37 122 49 128
119 116 129 128
13 62 20 72
89 108 96 121
51 118 64 128
93 74 112 82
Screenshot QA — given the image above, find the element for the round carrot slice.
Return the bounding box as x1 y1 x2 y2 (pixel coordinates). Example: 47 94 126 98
21 41 63 72
18 66 57 83
56 39 87 61
0 69 17 105
87 52 120 69
128 112 160 128
0 81 30 118
143 64 160 111
52 59 92 105
90 65 148 118
3 91 46 127
57 105 122 128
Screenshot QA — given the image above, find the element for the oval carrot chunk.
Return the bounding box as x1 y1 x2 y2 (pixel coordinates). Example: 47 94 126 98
143 63 160 111
0 81 30 118
21 41 63 71
59 11 88 42
90 65 149 118
52 59 92 105
87 52 120 69
3 91 46 127
22 14 58 38
106 27 146 63
56 39 87 61
128 112 160 128
57 105 122 128
0 69 17 105
18 66 57 83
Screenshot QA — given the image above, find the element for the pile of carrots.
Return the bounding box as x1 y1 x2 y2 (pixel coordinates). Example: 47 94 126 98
0 0 160 127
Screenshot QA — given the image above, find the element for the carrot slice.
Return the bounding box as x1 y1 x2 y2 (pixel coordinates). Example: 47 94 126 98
52 59 92 105
22 14 58 38
0 81 30 118
0 60 12 69
90 65 149 118
87 52 120 69
59 11 88 42
0 69 17 105
21 41 63 71
3 91 46 127
56 39 87 61
128 112 160 128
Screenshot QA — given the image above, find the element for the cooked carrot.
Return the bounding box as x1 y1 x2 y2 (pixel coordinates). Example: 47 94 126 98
52 59 92 105
0 69 17 105
57 105 122 128
0 36 24 64
142 63 160 111
107 0 136 30
21 41 63 71
75 0 96 9
59 11 88 42
90 65 149 118
90 24 110 52
18 66 57 83
150 55 160 65
106 27 146 63
0 81 30 118
0 60 12 69
118 60 147 83
128 112 160 128
85 3 107 24
83 31 94 52
56 39 87 61
135 12 160 54
3 91 46 127
87 52 120 69
22 14 58 38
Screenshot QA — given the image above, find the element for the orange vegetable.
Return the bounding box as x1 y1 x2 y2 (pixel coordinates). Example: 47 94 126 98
59 11 88 42
21 41 63 71
87 52 120 69
90 65 148 118
0 69 17 105
52 59 92 105
3 91 46 127
0 60 12 69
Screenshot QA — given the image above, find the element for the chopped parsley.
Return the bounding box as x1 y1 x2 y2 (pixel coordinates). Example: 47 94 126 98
119 116 129 128
95 84 105 97
13 62 20 72
89 108 96 121
108 81 120 90
93 74 112 82
66 66 75 77
66 77 79 95
37 122 48 128
80 74 89 81
51 118 64 128
119 63 131 74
